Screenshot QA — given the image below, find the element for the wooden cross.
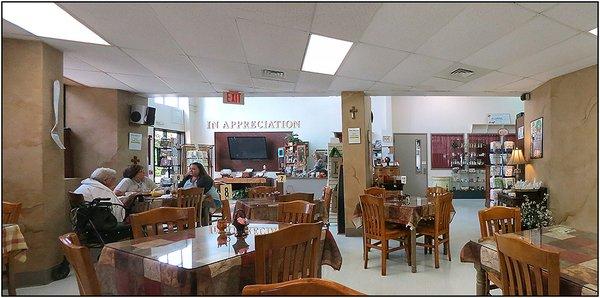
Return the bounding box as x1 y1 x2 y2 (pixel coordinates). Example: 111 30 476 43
349 106 358 119
131 156 140 165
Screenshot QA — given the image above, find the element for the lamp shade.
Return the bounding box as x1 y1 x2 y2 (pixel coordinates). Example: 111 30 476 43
508 148 526 165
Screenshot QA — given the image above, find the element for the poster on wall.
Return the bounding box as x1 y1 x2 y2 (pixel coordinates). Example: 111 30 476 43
517 126 524 140
530 117 543 159
128 132 143 150
348 128 361 144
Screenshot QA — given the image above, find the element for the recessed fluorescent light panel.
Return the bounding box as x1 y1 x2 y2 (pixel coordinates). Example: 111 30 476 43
589 28 598 36
2 3 109 45
302 34 353 75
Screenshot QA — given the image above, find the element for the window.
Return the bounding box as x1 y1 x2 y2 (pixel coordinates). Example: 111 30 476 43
164 96 178 108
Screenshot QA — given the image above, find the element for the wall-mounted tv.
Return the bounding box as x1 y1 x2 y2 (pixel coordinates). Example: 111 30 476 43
228 136 268 160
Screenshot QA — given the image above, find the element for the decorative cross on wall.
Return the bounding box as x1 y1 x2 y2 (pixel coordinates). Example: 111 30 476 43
131 156 140 165
349 106 358 119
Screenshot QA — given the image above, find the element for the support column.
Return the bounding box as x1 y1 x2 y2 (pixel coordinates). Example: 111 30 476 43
341 91 372 236
2 38 69 286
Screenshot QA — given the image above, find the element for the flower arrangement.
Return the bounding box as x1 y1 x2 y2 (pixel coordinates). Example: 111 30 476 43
521 194 553 230
285 133 302 145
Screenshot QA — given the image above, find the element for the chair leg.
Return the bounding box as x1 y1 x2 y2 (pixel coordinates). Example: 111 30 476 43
423 236 428 254
434 237 440 269
7 260 16 295
381 240 388 276
363 237 369 269
445 234 451 261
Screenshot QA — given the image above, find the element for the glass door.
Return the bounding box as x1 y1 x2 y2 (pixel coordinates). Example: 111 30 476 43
153 128 185 186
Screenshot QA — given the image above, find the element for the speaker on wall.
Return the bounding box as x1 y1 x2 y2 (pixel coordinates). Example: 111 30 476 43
520 93 531 101
130 105 146 124
145 107 156 126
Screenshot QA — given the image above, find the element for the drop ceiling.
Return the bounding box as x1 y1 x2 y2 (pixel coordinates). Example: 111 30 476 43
2 2 597 97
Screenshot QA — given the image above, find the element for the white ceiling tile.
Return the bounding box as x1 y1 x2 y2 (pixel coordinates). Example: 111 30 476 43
494 78 543 92
109 73 173 93
462 15 579 70
542 3 598 31
516 2 557 13
454 71 522 92
499 33 597 77
416 4 537 61
417 77 464 91
234 3 315 31
237 19 308 70
160 77 214 93
368 82 412 92
64 55 98 71
252 78 296 92
123 48 205 79
295 72 335 92
311 3 381 41
150 3 246 62
328 76 375 91
41 38 152 76
338 43 410 81
360 3 466 52
58 3 182 54
381 54 454 86
191 57 252 86
64 69 136 91
531 55 598 82
212 83 255 93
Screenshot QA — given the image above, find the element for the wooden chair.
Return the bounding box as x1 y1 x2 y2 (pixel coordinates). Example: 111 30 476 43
360 194 411 276
177 187 203 226
130 207 196 239
254 222 323 284
478 206 522 292
58 233 101 295
210 199 232 223
364 187 386 197
277 200 315 224
2 202 21 224
68 192 85 208
276 192 314 203
415 192 453 268
321 186 333 227
426 186 448 197
242 278 364 295
495 233 560 295
248 186 280 198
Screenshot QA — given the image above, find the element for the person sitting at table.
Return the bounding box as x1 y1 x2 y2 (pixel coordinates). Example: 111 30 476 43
178 162 221 210
114 164 157 196
74 168 136 222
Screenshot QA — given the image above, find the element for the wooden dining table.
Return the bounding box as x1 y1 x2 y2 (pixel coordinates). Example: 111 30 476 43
234 197 325 222
95 221 342 295
460 225 598 296
353 196 455 273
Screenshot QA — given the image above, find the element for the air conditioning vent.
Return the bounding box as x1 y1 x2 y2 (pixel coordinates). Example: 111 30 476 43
261 69 286 80
449 68 475 78
434 63 492 83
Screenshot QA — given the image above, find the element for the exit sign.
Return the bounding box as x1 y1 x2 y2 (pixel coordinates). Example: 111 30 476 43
223 91 244 105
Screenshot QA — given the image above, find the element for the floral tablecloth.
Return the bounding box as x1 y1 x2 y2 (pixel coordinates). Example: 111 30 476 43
2 224 28 262
352 197 455 228
460 225 598 295
234 198 324 222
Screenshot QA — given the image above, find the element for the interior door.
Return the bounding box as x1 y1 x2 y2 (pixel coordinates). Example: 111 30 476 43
394 134 428 197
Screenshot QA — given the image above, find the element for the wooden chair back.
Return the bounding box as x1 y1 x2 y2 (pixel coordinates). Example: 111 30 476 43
2 202 22 224
130 207 196 239
426 186 448 197
242 278 364 295
433 193 453 234
321 186 333 224
359 194 386 238
248 186 279 198
220 199 231 222
276 192 314 203
58 233 101 295
495 233 560 295
68 192 85 208
364 187 386 197
277 200 315 224
177 187 203 225
478 206 522 239
254 222 323 284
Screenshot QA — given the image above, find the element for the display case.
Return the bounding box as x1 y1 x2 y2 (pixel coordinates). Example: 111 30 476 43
153 129 184 185
485 137 517 207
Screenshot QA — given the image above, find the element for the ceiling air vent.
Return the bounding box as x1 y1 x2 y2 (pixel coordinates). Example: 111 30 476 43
434 63 492 83
261 69 286 80
449 68 475 78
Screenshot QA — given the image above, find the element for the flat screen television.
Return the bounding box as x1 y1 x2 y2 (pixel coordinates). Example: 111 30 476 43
228 136 268 160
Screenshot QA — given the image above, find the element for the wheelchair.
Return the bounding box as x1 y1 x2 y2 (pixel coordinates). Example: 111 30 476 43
69 197 132 248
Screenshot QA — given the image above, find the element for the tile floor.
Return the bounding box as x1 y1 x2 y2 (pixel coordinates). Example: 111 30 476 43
5 199 495 296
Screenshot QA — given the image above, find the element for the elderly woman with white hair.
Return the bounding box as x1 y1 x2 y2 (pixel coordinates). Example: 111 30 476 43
73 167 136 222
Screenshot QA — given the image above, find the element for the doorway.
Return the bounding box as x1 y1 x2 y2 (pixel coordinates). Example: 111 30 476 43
394 134 428 197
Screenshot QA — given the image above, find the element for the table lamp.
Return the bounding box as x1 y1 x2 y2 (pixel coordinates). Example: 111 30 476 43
507 148 526 181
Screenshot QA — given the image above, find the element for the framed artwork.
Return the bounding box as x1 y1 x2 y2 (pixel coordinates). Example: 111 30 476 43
295 144 307 167
530 117 543 159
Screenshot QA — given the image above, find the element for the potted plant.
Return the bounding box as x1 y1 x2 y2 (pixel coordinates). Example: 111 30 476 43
285 133 301 146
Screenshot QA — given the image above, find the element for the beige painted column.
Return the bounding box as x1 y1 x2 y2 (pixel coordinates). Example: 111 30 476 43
341 91 372 236
2 38 70 285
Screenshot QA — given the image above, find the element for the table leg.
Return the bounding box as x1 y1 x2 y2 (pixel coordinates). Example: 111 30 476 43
474 263 487 296
7 254 17 295
411 227 417 273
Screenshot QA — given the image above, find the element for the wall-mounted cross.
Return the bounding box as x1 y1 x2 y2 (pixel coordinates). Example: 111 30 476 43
131 156 140 165
349 106 358 119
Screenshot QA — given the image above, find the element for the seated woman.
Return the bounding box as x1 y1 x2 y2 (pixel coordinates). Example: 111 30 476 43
73 168 136 222
178 162 221 210
114 164 157 196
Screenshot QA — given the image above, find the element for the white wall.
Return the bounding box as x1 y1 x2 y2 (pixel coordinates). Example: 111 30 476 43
192 96 342 170
388 96 524 185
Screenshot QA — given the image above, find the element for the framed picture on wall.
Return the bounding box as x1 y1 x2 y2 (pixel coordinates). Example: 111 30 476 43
530 117 543 159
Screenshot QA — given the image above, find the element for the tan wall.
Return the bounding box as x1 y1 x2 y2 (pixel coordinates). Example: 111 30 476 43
341 91 372 236
525 65 597 232
65 86 149 178
2 38 70 276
